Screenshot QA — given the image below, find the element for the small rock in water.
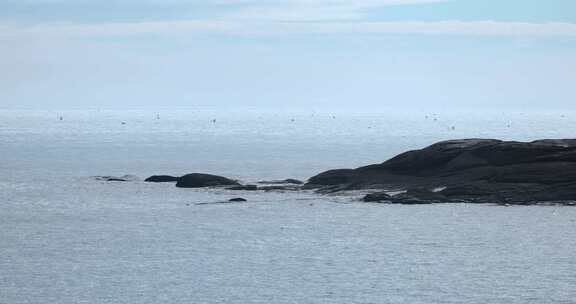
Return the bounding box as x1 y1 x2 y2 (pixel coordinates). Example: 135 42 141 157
94 175 139 182
363 192 392 202
107 178 127 182
229 198 247 202
227 185 258 191
176 173 240 188
145 175 179 183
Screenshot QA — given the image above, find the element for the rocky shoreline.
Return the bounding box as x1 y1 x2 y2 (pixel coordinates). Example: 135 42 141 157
99 138 576 206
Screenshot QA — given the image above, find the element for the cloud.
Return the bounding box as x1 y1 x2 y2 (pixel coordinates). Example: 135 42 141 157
1 0 576 39
1 0 451 23
2 20 576 39
6 0 446 4
225 0 451 21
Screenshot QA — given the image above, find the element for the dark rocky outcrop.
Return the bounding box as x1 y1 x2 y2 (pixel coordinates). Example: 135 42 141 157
305 169 358 188
308 139 576 204
145 175 179 183
227 185 258 191
388 189 445 205
257 179 304 185
398 188 447 201
226 184 301 191
176 173 240 188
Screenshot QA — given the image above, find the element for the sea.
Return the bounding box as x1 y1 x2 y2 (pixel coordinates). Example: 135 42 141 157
1 108 576 304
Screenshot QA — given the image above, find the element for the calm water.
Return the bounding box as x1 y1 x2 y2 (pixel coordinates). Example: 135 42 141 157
1 108 576 304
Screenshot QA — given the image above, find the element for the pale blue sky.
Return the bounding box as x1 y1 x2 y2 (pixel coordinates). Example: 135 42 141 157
1 0 575 109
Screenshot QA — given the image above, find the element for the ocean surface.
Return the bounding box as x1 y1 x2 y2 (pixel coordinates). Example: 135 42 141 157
1 108 576 304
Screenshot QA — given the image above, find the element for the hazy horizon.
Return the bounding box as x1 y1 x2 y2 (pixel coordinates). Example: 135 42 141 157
2 0 576 110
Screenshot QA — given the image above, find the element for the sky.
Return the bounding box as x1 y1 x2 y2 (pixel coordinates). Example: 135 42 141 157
1 0 575 110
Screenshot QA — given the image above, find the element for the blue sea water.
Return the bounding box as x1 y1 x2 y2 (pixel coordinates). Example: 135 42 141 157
1 108 576 304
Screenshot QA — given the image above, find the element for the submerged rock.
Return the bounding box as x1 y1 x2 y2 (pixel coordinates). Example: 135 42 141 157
229 198 247 202
106 178 127 182
363 190 440 204
394 199 435 205
145 175 179 183
259 185 301 191
176 173 240 188
257 179 304 185
95 175 139 182
227 185 258 191
399 188 447 201
363 192 392 202
195 198 248 205
388 192 442 205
